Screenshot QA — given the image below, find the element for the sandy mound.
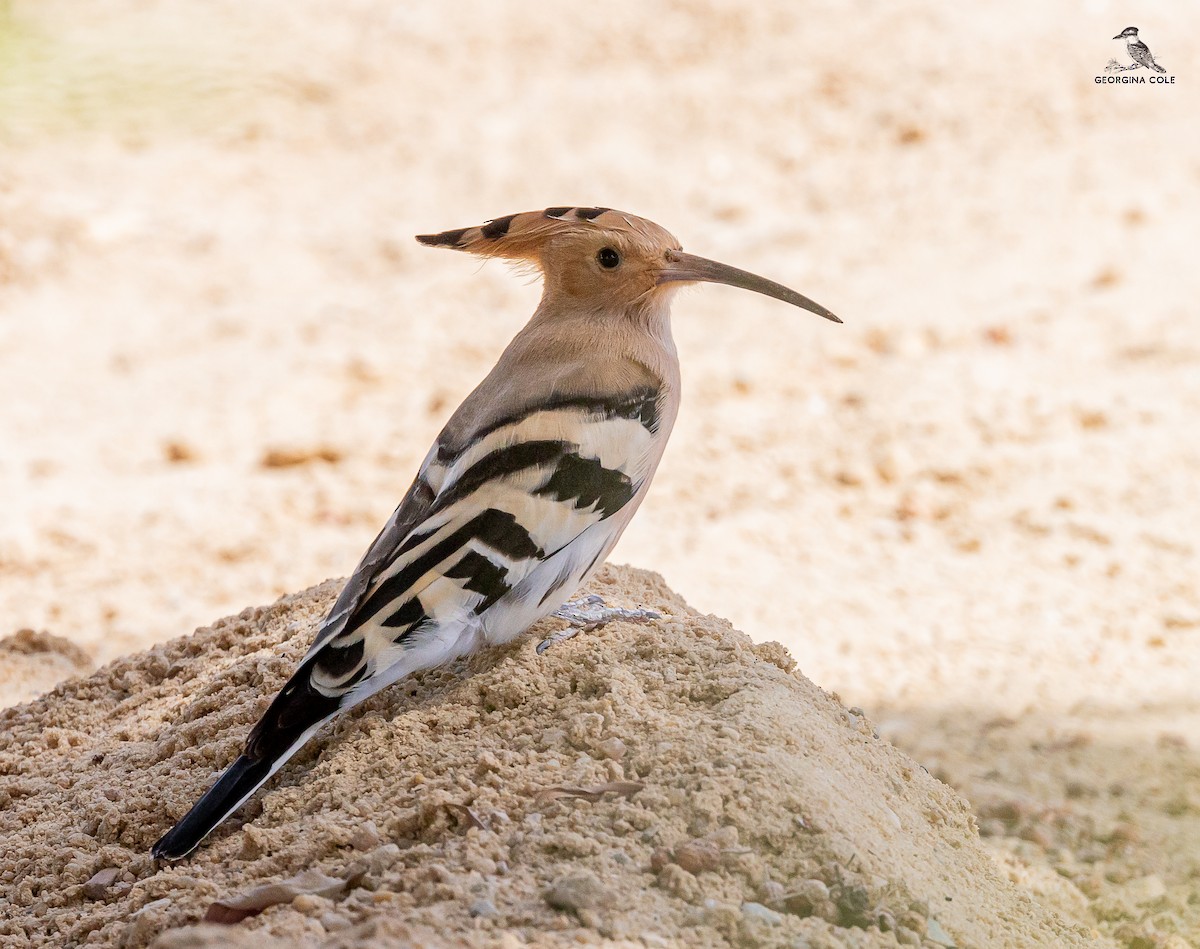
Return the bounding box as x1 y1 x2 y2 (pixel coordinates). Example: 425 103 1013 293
1 566 1088 948
0 629 95 707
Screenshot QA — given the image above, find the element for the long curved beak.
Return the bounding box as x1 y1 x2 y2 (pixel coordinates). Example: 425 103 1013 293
658 250 841 323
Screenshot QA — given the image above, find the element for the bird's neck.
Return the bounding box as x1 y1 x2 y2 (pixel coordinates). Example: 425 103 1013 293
521 293 680 393
530 291 676 348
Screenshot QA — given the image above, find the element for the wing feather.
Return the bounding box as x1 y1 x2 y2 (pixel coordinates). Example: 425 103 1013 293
288 383 662 709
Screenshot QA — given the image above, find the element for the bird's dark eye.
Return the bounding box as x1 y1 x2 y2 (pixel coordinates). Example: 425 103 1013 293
597 247 621 269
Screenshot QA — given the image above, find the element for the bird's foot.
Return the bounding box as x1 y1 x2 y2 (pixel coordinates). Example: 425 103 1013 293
537 594 661 654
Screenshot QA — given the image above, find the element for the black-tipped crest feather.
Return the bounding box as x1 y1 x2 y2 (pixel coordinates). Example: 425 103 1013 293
414 207 679 263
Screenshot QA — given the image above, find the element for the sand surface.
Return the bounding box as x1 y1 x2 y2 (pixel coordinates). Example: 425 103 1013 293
3 567 1094 948
2 0 1199 946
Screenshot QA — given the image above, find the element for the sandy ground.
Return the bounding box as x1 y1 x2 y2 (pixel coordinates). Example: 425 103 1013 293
2 567 1097 948
2 0 1200 945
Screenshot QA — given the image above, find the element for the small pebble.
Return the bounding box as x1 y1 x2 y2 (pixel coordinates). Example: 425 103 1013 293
673 838 721 874
126 899 171 943
320 912 351 932
292 893 329 914
740 902 783 926
238 826 268 860
468 898 499 918
759 880 785 905
543 872 612 912
783 877 829 912
349 822 383 851
366 844 402 874
596 737 626 760
926 917 957 947
83 867 120 900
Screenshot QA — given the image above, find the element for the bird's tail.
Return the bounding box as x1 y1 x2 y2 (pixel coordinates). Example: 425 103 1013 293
151 658 343 861
150 753 280 860
1152 62 1166 73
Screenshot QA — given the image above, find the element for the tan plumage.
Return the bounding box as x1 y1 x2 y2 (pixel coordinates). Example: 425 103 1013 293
151 206 840 861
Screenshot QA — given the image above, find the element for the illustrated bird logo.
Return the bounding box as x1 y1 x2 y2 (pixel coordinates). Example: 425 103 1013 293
1113 27 1166 73
150 206 841 861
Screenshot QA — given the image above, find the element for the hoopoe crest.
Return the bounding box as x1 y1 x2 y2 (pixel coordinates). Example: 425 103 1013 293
417 206 841 321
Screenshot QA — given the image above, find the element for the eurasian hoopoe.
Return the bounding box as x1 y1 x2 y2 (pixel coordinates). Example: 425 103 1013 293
150 206 839 861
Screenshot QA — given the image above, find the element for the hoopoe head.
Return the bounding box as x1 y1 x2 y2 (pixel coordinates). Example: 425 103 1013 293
417 206 839 323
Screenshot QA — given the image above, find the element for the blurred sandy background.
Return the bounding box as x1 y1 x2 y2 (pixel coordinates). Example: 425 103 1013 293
2 0 1199 941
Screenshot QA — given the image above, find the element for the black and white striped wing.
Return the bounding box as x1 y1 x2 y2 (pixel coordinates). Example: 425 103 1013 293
243 386 662 758
152 385 666 860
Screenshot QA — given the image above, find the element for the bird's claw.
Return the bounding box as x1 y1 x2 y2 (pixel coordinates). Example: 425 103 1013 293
537 594 661 654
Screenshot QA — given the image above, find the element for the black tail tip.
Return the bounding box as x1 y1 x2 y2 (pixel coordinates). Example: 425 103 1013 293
150 830 197 862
